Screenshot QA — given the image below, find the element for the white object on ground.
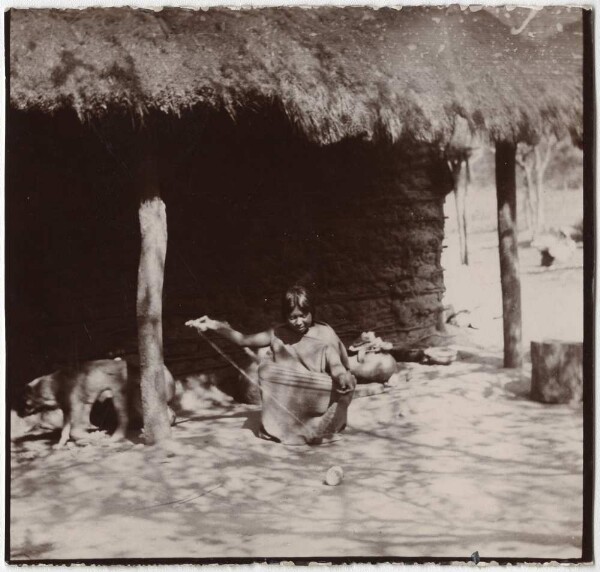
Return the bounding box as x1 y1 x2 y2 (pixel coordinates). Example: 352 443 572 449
424 347 458 365
324 465 344 486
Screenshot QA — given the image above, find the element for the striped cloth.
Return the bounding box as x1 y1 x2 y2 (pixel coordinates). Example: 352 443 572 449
258 362 353 446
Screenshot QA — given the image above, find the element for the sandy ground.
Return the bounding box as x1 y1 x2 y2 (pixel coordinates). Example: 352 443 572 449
442 231 584 350
10 347 583 561
9 236 585 562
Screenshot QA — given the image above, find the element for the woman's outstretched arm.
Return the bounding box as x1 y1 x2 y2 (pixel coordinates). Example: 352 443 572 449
186 316 272 349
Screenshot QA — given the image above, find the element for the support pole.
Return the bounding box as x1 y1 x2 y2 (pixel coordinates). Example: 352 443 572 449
495 140 523 368
135 128 171 444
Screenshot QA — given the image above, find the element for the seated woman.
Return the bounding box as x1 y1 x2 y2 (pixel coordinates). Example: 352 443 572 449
187 285 357 445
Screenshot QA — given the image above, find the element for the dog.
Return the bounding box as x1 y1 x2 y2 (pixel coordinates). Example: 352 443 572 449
23 359 176 447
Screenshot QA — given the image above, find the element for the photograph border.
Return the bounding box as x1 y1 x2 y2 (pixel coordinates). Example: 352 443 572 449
2 3 595 566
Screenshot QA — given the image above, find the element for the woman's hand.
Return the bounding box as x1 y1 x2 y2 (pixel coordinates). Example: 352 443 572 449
334 371 357 394
185 315 221 331
186 317 271 349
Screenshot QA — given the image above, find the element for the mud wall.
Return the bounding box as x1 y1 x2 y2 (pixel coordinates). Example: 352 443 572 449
6 109 452 393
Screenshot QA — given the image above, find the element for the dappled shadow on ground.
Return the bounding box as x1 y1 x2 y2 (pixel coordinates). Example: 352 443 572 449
10 350 583 560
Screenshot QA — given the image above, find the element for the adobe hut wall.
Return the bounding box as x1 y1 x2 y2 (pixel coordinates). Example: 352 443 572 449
7 110 452 393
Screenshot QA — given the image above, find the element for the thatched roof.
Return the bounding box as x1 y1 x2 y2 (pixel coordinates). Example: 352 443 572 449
535 18 584 145
9 6 583 145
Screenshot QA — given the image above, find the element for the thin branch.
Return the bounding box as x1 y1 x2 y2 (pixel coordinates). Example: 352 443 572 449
510 9 538 35
541 136 557 172
534 145 543 173
515 155 527 170
133 483 224 511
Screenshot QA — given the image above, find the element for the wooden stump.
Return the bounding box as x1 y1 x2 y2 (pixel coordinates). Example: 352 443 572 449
530 340 583 404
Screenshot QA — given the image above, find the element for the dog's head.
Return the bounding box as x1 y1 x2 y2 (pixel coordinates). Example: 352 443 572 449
23 375 59 416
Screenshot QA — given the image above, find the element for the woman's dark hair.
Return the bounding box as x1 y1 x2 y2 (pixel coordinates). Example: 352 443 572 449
281 284 316 321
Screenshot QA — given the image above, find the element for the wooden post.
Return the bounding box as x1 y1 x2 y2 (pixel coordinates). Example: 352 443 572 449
135 128 171 444
530 340 583 404
495 140 523 368
447 152 470 266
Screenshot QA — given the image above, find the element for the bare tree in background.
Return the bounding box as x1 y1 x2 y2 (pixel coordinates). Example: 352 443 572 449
447 151 470 266
516 134 560 239
446 146 487 266
516 144 536 235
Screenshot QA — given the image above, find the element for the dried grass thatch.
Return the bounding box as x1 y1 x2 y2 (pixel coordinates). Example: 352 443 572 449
9 6 583 145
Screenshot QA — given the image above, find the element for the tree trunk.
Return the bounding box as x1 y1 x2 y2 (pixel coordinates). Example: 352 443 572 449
533 137 556 238
516 145 537 239
523 188 535 237
135 130 171 444
495 141 523 368
449 158 468 265
534 147 546 237
453 187 469 265
523 165 536 236
460 159 470 265
534 183 545 237
530 340 583 403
